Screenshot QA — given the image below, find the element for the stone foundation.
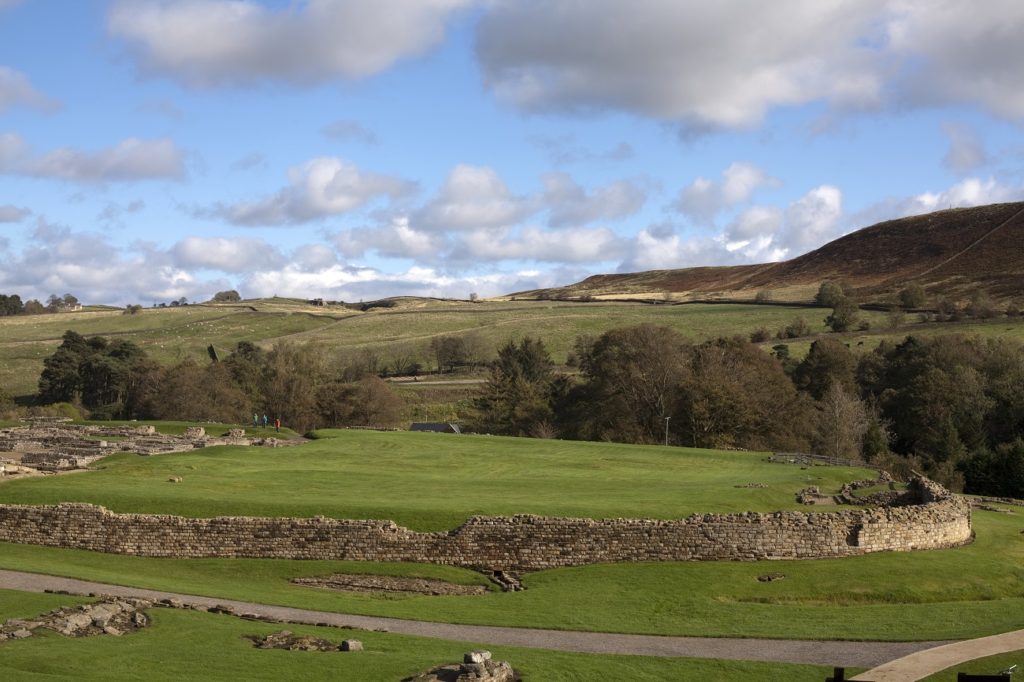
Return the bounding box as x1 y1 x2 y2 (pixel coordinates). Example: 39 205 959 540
0 478 971 572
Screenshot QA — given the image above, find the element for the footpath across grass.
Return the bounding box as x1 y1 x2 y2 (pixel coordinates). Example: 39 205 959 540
0 591 837 682
0 429 871 531
0 509 1021 642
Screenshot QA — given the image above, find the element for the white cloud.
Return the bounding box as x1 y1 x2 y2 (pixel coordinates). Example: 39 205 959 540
621 226 731 272
886 1 1024 120
477 0 885 129
335 215 446 260
0 66 59 113
171 236 286 273
851 176 1023 228
675 162 777 223
108 0 473 87
456 225 627 263
0 204 30 222
414 164 532 231
0 133 185 183
199 156 411 225
542 173 646 227
778 185 844 252
942 122 988 174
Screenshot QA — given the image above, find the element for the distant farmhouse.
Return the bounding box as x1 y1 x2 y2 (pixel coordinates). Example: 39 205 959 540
409 423 461 434
308 298 327 307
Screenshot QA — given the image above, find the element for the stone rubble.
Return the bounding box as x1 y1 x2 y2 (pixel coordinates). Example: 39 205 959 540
403 651 519 682
244 630 363 653
0 420 285 478
0 597 151 642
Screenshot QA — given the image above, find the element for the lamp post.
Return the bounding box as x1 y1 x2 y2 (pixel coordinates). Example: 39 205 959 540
664 416 671 446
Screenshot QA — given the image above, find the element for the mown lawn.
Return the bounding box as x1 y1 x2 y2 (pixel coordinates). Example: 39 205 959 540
0 429 871 531
0 589 836 681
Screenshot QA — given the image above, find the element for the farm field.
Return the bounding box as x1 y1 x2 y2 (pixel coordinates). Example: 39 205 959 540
0 429 872 531
0 297 898 398
0 430 1022 642
0 590 837 682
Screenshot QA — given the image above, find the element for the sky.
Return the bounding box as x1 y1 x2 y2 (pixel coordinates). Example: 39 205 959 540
0 0 1022 306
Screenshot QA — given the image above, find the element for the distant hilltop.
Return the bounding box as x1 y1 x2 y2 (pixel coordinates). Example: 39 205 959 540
510 202 1024 305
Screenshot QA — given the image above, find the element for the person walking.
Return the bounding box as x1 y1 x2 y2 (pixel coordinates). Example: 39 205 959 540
253 413 259 429
262 414 268 428
274 417 280 433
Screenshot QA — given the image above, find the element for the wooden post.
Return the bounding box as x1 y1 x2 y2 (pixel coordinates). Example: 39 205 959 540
826 668 846 682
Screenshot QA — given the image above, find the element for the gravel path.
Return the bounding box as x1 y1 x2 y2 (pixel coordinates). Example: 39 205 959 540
0 569 949 668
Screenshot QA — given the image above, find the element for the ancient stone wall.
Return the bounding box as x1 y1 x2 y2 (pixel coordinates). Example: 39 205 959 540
0 479 971 572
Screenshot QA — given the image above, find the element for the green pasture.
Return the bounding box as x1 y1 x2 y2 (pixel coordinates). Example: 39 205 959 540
0 592 835 681
0 297 896 398
0 509 1021 642
0 429 871 531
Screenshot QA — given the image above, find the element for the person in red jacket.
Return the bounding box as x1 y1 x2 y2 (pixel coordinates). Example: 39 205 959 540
274 417 280 433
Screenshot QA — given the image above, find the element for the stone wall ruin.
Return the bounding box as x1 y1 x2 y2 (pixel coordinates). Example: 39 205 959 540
0 478 972 572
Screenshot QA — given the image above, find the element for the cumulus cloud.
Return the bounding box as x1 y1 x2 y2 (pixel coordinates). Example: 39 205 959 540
336 215 446 260
942 122 988 174
108 0 472 87
620 225 732 272
171 236 286 273
322 119 378 144
0 204 30 222
414 164 532 231
455 225 627 263
477 0 885 129
0 221 198 305
675 162 777 224
852 177 1023 227
0 133 185 183
542 173 646 227
0 66 59 113
198 156 411 225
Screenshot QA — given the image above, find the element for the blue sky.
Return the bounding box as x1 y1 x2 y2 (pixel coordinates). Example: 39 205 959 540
0 0 1022 305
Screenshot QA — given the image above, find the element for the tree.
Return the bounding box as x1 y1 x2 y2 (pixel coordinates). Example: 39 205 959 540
815 281 852 307
825 297 859 332
62 293 79 308
793 338 857 400
571 325 688 443
212 290 241 302
898 284 927 309
813 382 869 459
22 299 45 314
777 317 811 339
474 337 558 436
0 294 23 316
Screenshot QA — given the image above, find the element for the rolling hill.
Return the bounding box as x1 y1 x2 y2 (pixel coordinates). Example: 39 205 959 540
513 202 1024 303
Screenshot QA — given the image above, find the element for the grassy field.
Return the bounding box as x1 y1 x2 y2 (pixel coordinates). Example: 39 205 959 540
0 590 837 682
0 431 1022 642
0 297 903 398
0 429 871 531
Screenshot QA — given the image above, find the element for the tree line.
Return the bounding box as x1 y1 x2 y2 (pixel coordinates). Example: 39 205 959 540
0 293 79 316
474 325 1024 497
35 332 402 433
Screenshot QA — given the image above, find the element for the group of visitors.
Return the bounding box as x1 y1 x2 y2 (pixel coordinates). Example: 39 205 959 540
252 413 281 433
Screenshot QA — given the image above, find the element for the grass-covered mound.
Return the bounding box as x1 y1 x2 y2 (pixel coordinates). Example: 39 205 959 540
0 429 871 530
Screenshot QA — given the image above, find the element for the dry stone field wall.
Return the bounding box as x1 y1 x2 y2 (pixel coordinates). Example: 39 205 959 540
0 478 971 572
